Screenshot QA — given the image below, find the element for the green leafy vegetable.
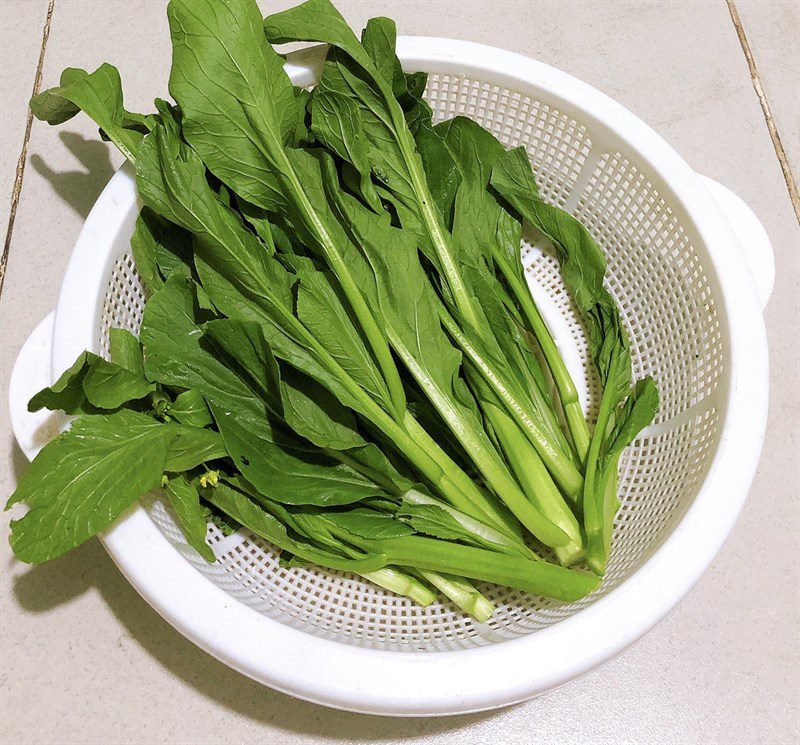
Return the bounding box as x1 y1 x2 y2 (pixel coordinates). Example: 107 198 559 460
30 64 148 163
163 475 216 562
11 0 658 618
491 146 658 574
28 351 154 414
7 411 172 562
168 389 213 428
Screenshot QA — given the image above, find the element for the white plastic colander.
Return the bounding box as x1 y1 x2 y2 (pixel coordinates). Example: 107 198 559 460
9 39 773 716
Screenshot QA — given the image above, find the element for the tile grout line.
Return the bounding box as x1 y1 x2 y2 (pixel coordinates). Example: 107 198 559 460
0 0 56 297
726 0 800 224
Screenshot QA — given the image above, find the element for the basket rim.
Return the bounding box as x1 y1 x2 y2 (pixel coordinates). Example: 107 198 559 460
47 37 769 716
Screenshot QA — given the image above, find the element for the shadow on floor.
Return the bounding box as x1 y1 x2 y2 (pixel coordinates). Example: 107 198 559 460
30 131 115 218
11 514 499 740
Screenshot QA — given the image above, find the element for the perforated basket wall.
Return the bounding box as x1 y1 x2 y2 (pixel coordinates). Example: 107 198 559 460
98 70 723 652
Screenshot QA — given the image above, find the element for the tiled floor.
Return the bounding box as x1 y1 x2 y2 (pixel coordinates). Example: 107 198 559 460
1 1 798 743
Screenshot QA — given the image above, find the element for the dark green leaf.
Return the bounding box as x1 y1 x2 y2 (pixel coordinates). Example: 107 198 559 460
167 0 297 209
311 90 382 211
361 17 406 98
28 352 92 415
168 0 405 419
109 328 144 376
169 389 213 428
28 351 153 414
141 276 383 506
202 501 240 536
164 475 216 562
30 64 146 163
130 207 194 295
82 356 155 409
163 425 227 472
203 481 388 573
280 366 366 451
323 507 414 540
294 264 389 405
6 410 171 563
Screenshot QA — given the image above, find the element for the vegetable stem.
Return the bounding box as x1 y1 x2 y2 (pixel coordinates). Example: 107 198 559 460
485 402 584 566
496 258 591 461
401 413 524 541
438 301 584 500
279 158 408 420
361 566 437 606
332 530 599 601
415 570 495 622
582 362 619 576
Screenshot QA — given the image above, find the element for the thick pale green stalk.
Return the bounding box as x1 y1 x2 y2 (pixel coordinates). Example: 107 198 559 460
583 381 618 576
415 570 495 622
360 566 437 606
485 403 584 566
330 530 599 602
495 256 591 461
438 304 584 500
403 408 570 549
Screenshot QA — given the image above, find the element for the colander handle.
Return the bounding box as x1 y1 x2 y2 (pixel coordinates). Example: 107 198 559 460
698 175 775 308
8 312 60 462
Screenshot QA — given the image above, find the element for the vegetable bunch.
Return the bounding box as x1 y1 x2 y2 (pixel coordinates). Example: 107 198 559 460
7 0 658 620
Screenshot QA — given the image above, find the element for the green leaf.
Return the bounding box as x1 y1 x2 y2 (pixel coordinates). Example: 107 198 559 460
339 443 416 495
167 0 406 418
203 318 282 410
437 116 516 269
204 316 364 452
109 328 144 376
400 490 528 556
28 351 154 414
168 0 298 209
294 264 390 406
398 502 475 542
82 356 155 409
136 112 345 405
414 120 462 229
310 90 382 211
130 210 163 294
491 146 616 369
234 196 277 250
169 389 213 428
6 410 171 563
203 481 388 573
266 1 480 321
163 425 227 472
361 17 406 98
130 207 194 294
323 507 414 541
141 276 383 506
163 475 216 562
28 68 84 124
28 352 92 415
30 64 146 163
607 378 659 457
204 315 364 451
202 501 240 536
280 366 365 451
